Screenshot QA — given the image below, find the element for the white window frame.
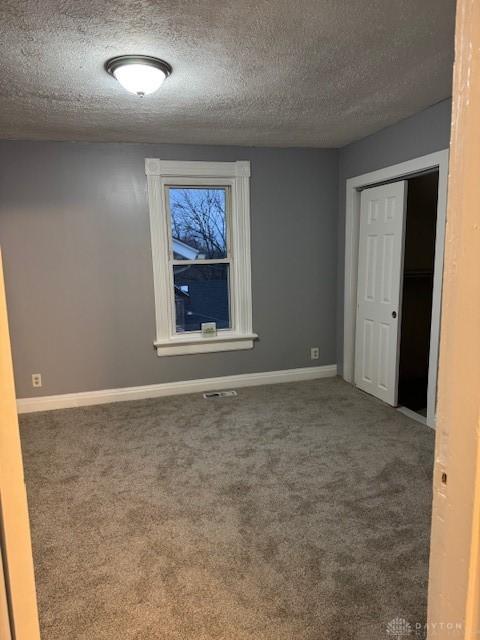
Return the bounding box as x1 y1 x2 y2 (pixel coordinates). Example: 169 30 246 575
145 158 257 356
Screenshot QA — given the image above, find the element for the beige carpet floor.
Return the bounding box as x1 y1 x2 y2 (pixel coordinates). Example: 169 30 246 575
19 377 435 640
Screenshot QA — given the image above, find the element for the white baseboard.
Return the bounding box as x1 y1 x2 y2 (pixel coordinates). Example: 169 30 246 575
17 364 337 414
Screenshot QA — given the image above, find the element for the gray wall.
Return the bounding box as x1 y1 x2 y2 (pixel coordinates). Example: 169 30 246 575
0 141 338 398
336 98 452 373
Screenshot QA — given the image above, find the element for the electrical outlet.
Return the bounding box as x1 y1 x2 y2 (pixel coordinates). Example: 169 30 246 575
310 347 320 360
32 373 42 388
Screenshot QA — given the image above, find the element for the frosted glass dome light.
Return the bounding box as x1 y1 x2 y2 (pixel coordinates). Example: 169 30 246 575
106 56 172 97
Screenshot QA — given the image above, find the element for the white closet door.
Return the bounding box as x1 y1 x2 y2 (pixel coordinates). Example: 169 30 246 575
354 181 407 405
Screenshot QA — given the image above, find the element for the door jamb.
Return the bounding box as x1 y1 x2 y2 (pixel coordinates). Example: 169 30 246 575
343 149 449 427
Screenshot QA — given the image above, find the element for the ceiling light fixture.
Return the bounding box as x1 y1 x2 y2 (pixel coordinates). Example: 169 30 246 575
105 55 172 97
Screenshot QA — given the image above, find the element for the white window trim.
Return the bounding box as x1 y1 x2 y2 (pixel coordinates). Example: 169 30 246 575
145 158 257 356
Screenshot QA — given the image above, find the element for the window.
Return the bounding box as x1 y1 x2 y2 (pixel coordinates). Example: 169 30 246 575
145 159 256 356
169 186 230 333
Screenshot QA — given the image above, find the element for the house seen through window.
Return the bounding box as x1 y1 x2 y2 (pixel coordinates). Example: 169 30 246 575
168 187 231 333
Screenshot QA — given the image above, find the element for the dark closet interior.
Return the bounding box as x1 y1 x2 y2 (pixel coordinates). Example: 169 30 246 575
398 171 439 413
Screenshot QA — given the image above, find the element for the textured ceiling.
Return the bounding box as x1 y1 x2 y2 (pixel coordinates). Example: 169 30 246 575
0 0 455 147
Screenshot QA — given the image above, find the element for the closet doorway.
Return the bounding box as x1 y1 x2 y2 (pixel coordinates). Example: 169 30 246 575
343 150 449 428
398 172 438 420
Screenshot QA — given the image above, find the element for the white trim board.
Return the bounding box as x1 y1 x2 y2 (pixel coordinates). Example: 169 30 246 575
16 365 337 414
343 149 449 429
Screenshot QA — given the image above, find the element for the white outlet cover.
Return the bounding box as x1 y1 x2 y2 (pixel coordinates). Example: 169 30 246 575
32 373 42 387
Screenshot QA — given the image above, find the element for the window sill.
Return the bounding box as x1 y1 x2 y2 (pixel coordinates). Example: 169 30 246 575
154 332 258 356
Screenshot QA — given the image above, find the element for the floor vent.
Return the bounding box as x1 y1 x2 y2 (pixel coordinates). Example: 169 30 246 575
203 390 238 399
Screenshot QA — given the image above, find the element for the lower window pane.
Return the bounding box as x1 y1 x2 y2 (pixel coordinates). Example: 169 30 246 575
174 264 230 332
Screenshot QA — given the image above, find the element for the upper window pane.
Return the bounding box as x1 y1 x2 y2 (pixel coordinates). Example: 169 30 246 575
168 187 228 260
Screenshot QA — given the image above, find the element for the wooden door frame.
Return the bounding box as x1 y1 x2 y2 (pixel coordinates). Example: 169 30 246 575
0 248 41 640
427 0 480 636
343 149 449 427
0 540 12 640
